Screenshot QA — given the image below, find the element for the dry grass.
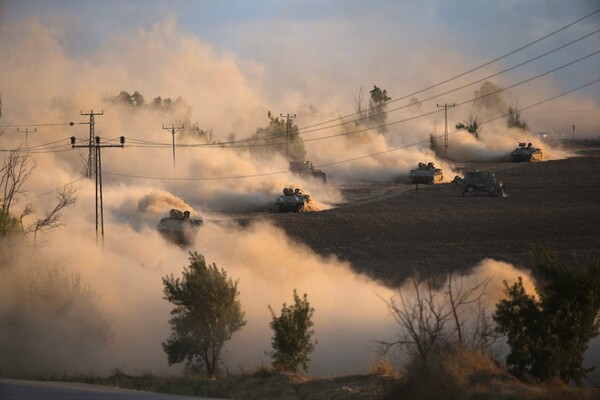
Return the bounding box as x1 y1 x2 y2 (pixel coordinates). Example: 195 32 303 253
385 346 600 400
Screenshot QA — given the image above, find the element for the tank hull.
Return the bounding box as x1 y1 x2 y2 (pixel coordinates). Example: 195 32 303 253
157 216 203 246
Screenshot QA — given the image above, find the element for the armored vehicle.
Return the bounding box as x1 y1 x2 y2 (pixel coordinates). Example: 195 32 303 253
451 171 506 197
289 161 327 183
157 209 203 245
409 162 443 184
510 142 543 162
274 187 311 213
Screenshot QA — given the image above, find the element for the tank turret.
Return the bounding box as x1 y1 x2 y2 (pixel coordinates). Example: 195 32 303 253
510 142 543 162
408 162 444 184
157 208 203 245
274 187 311 212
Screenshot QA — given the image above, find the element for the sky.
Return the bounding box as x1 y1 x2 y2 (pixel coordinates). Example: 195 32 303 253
0 0 599 378
1 0 598 136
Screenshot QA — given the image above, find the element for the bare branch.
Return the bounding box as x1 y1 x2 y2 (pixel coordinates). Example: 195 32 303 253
26 185 77 236
1 150 35 215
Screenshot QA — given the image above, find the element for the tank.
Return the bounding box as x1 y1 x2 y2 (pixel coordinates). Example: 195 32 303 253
274 187 311 213
510 142 543 162
451 170 506 197
157 209 203 245
408 162 443 184
289 161 327 183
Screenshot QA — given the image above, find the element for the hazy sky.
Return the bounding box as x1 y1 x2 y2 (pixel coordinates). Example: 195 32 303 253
1 0 599 136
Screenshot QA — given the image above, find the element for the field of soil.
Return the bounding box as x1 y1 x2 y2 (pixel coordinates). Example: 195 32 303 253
267 149 600 286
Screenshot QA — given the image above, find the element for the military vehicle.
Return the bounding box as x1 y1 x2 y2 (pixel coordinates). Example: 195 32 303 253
510 142 543 162
157 209 203 245
451 170 506 197
408 162 443 184
274 187 311 212
289 161 327 183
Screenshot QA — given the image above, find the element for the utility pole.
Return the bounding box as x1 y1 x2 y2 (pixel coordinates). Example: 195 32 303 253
280 113 296 160
16 127 36 147
71 135 124 247
437 103 456 159
162 124 184 171
80 110 104 179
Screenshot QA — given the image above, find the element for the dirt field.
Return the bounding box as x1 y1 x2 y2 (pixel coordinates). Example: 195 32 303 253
266 150 600 286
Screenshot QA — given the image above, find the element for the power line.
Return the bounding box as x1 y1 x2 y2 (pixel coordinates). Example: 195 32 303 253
71 135 124 247
294 7 600 134
163 124 184 171
100 78 599 182
31 177 86 199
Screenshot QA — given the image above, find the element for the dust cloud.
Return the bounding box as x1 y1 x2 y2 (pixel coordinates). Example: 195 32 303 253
0 193 544 378
1 11 599 380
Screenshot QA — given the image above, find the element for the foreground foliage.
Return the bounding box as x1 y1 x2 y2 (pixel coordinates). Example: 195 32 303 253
162 252 246 376
268 290 316 373
494 247 600 385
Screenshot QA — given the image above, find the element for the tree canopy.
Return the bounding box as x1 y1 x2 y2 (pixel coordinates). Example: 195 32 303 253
494 248 600 385
162 252 246 376
368 85 392 134
268 290 316 373
250 111 306 161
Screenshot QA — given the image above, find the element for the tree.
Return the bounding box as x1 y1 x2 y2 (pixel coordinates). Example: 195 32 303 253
473 81 507 118
1 150 34 218
507 103 528 131
368 85 392 133
378 273 496 364
494 247 600 385
162 252 246 376
0 151 77 251
250 111 306 161
26 185 77 252
268 290 316 373
455 107 481 139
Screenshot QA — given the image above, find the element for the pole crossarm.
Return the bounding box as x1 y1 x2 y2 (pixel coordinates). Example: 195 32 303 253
162 124 184 171
80 110 104 179
70 135 124 247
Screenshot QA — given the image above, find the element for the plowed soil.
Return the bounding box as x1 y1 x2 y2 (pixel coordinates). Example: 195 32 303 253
266 150 600 286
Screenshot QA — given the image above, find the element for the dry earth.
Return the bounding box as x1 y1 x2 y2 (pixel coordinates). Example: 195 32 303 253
264 149 600 286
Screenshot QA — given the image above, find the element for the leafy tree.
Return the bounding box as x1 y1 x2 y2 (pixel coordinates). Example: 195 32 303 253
110 90 144 109
162 252 246 376
130 91 145 108
494 248 600 385
0 262 114 376
473 81 507 118
0 208 21 236
455 108 481 139
268 290 316 373
368 85 392 133
250 111 306 161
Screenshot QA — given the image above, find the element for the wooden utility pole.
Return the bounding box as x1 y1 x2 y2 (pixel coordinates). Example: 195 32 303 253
162 124 184 171
280 113 296 160
437 103 456 159
71 135 124 247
